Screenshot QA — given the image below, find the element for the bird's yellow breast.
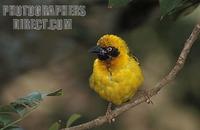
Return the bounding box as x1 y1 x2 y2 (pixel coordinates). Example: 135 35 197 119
89 54 144 105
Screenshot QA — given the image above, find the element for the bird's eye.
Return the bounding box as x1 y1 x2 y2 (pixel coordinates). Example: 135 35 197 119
107 47 113 52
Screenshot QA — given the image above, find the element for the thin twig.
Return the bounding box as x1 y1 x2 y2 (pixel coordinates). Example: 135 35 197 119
62 23 200 130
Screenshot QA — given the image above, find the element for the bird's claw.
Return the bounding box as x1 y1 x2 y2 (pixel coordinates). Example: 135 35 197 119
145 96 153 104
138 90 153 104
105 103 115 123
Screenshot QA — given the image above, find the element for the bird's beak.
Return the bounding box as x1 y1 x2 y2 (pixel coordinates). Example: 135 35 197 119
89 45 103 54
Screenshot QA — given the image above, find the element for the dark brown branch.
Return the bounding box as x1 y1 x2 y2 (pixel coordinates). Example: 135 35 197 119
62 23 200 130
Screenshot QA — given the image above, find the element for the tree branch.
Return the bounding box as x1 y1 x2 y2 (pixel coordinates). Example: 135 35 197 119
62 23 200 130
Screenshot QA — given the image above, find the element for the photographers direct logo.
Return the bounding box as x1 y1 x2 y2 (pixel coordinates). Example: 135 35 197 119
2 5 86 30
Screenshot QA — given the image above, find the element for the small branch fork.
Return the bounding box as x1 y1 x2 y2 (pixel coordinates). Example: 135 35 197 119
62 23 200 130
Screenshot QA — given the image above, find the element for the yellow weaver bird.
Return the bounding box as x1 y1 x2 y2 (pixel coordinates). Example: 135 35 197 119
89 34 144 107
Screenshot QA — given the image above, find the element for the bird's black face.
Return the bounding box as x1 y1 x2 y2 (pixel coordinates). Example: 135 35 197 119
89 45 120 61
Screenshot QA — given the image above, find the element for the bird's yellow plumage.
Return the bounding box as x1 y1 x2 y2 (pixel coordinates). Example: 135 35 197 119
89 34 144 105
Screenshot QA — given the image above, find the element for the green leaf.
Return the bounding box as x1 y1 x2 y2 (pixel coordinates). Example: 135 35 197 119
159 0 200 18
25 92 43 102
0 89 63 130
9 91 42 117
0 89 63 117
0 114 13 127
0 106 15 114
4 126 24 130
49 122 60 130
9 103 28 117
46 89 63 96
159 0 182 16
66 114 81 128
108 0 130 8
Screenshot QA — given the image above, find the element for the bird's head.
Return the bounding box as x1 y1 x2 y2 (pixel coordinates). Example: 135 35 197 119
89 34 129 61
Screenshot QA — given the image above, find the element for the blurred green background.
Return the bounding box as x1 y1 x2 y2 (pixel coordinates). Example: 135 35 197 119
0 0 200 130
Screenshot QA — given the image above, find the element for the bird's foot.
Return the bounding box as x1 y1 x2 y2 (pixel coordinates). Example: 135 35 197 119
138 89 153 104
105 102 115 123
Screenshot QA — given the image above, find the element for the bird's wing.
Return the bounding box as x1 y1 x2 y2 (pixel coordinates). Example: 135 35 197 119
128 51 140 65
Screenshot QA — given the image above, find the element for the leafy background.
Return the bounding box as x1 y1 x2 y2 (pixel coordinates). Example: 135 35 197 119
0 0 200 130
